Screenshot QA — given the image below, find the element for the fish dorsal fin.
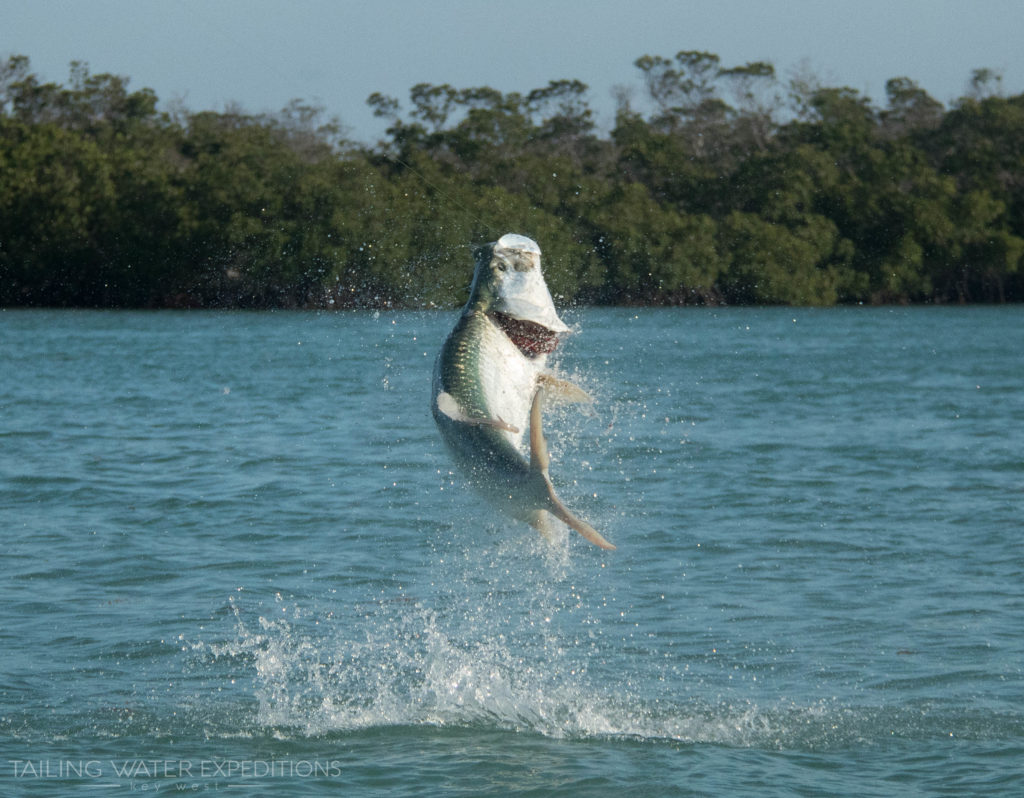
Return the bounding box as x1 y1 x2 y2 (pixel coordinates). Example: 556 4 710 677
528 387 616 550
544 479 617 550
529 387 550 472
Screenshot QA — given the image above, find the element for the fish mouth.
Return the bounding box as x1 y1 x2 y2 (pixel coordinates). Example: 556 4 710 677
490 311 561 357
491 276 569 333
494 233 541 267
489 248 569 333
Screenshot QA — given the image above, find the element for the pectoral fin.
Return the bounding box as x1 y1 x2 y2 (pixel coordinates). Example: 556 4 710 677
437 391 519 433
527 388 616 550
538 373 593 405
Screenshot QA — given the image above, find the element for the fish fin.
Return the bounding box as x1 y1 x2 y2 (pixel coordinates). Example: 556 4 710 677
528 387 550 472
544 476 616 550
483 415 519 434
528 388 616 550
437 391 519 434
538 374 593 405
436 391 462 420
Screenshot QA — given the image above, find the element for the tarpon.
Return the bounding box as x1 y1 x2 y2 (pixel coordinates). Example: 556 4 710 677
432 233 615 550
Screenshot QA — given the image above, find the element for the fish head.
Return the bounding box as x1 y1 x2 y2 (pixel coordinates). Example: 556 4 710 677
469 233 569 333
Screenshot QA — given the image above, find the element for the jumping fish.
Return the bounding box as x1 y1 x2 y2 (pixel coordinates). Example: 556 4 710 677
432 233 615 550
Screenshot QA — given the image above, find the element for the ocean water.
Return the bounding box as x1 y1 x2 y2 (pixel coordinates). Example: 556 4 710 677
1 306 1021 796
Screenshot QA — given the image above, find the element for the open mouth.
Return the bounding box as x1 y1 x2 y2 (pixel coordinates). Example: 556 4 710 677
490 311 561 357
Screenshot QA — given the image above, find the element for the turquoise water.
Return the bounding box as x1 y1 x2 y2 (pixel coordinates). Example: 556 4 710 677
1 307 1022 796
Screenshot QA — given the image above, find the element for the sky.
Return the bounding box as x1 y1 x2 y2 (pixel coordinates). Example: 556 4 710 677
6 0 1023 143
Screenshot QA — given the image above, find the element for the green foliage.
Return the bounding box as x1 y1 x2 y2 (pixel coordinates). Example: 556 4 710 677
1 53 1023 307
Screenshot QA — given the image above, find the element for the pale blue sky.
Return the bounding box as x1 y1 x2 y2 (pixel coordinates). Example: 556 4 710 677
6 0 1022 143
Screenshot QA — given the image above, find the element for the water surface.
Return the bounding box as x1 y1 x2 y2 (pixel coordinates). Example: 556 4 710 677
1 307 1022 796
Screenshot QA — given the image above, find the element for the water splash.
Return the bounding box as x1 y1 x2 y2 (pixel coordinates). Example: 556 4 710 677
183 555 821 751
188 567 1024 753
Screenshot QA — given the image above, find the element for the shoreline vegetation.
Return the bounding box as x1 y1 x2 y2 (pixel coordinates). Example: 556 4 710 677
1 52 1022 309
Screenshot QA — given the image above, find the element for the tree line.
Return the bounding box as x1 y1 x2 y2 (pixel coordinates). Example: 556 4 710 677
1 52 1022 308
